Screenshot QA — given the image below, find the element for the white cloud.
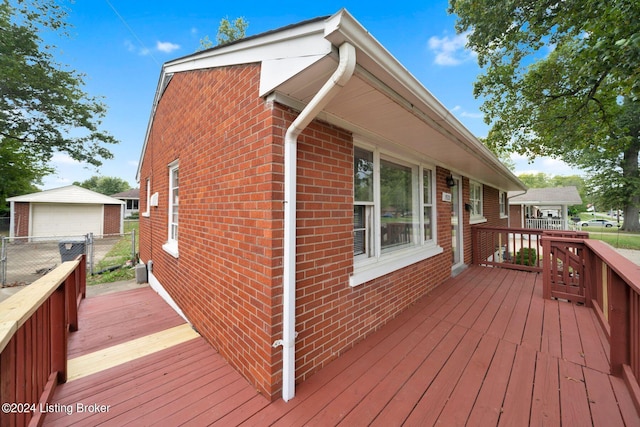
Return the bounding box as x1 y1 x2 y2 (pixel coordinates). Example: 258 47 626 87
510 152 528 161
428 31 476 66
51 153 81 165
460 111 483 119
156 41 180 53
124 40 136 53
124 39 180 56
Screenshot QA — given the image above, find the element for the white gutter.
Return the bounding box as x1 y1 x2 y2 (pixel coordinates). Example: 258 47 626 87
276 41 356 402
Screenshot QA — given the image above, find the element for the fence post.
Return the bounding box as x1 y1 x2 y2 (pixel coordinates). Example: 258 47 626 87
131 229 136 263
1 236 6 287
542 236 551 299
86 233 94 276
609 272 630 376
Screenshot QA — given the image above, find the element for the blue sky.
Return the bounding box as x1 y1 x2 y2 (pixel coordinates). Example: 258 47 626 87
39 0 582 190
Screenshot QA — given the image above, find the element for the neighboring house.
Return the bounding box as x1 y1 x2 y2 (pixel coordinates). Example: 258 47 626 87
7 185 125 239
136 9 526 402
509 186 583 230
111 188 140 218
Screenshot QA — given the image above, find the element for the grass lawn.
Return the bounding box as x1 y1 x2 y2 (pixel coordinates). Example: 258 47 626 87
584 230 640 250
577 212 640 249
87 221 139 285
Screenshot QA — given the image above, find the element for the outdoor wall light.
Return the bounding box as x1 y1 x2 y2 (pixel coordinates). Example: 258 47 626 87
446 175 455 188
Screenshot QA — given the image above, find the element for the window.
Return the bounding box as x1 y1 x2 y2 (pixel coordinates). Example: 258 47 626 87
354 147 374 259
469 181 484 223
163 162 179 257
351 145 441 286
380 158 417 253
143 178 151 217
499 191 508 218
126 199 139 210
423 169 433 241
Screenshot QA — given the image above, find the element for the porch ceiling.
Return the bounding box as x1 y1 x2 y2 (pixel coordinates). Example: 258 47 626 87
269 39 524 192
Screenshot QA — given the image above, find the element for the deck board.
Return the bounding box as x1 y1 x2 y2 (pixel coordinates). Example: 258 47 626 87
530 351 560 426
498 344 537 426
43 267 638 426
559 302 586 366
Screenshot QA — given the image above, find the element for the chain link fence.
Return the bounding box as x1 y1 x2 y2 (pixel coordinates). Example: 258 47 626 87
1 231 137 287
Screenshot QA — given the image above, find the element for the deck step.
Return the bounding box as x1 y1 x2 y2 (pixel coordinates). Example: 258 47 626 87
66 323 199 382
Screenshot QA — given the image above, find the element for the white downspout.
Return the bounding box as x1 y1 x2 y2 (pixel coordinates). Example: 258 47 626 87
278 42 356 402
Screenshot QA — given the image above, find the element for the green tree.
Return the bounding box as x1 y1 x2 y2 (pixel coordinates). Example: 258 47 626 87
198 16 249 51
0 140 45 215
518 173 587 214
75 176 130 196
197 16 248 51
450 0 640 231
0 0 117 209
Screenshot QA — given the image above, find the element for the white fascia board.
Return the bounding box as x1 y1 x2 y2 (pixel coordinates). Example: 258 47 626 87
136 21 332 183
163 32 332 97
324 10 524 191
164 22 329 75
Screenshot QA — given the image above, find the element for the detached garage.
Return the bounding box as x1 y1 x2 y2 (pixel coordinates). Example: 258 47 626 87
7 185 125 239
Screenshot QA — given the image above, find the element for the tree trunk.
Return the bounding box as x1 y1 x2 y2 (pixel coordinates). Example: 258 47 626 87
621 139 640 232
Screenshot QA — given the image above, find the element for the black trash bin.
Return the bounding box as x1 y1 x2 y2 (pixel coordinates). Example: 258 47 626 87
58 240 85 262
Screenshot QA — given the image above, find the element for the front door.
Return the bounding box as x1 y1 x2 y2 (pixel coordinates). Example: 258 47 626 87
450 176 464 272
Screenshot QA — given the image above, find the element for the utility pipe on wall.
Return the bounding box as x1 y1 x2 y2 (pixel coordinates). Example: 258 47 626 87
278 42 356 402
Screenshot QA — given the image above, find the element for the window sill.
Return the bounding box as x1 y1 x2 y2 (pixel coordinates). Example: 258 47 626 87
350 244 443 287
470 216 487 225
162 242 179 258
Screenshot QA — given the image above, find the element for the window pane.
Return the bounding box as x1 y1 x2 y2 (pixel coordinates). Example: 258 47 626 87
424 206 432 241
353 205 366 256
380 159 415 251
172 168 179 187
354 147 373 202
423 169 431 204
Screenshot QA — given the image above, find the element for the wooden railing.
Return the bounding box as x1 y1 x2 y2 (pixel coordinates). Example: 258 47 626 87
0 255 85 426
473 226 639 411
541 235 640 413
472 226 544 272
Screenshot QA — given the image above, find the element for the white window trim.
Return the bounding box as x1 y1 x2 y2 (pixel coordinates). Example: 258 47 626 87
142 178 151 217
351 144 442 287
163 161 179 258
499 191 508 219
469 180 487 225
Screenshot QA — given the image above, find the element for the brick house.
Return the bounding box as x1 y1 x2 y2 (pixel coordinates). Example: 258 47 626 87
136 9 526 402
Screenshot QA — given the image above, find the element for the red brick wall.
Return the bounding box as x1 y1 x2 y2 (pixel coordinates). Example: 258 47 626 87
138 64 284 399
138 62 511 401
103 205 121 234
12 202 29 237
482 186 507 227
291 125 452 386
462 182 508 265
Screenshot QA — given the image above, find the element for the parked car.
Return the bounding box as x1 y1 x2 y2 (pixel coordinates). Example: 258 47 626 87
580 219 616 227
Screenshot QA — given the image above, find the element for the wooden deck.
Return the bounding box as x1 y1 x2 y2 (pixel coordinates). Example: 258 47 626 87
44 267 640 426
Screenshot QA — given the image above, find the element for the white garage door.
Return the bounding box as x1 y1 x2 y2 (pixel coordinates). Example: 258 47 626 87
32 203 103 238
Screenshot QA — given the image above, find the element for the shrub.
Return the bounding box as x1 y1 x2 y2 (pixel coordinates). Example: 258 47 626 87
515 247 538 266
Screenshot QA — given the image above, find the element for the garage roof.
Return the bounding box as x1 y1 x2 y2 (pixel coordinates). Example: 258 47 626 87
7 185 125 205
508 186 582 205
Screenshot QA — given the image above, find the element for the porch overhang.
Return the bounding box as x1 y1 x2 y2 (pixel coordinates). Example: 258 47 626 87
263 10 525 192
138 9 525 192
